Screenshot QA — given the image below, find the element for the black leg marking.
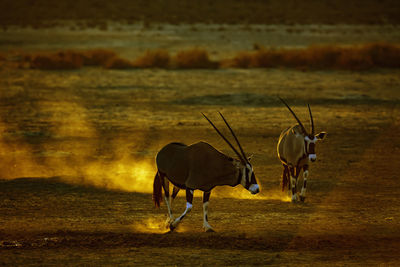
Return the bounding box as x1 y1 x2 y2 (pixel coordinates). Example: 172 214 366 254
295 166 301 179
161 177 169 198
292 185 297 195
186 188 193 204
203 191 211 203
289 167 295 177
172 186 180 199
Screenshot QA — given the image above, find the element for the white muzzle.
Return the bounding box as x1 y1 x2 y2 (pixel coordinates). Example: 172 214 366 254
249 184 260 194
309 154 316 162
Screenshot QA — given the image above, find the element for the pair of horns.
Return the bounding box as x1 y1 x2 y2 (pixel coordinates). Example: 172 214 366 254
202 112 249 164
279 97 315 136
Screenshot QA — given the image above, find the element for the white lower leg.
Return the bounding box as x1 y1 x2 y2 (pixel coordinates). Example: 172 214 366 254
202 202 213 231
300 170 308 199
164 196 174 224
171 202 192 228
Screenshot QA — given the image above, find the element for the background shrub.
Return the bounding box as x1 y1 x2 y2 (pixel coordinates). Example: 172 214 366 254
133 49 170 68
173 48 218 69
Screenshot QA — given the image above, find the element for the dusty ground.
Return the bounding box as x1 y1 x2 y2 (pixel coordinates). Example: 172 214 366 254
0 65 399 265
1 5 400 265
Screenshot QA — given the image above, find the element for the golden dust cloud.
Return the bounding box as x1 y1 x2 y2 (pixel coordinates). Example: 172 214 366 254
213 186 291 202
0 98 290 203
130 217 190 233
131 217 169 234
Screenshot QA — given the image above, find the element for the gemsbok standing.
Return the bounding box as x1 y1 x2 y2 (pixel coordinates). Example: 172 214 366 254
153 112 259 232
277 98 326 202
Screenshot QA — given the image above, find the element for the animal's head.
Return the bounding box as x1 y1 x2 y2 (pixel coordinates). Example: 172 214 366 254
279 97 327 163
304 132 326 162
202 112 260 195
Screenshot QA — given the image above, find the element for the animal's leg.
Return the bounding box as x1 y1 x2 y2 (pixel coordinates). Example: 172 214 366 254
289 167 298 202
170 188 193 231
202 191 214 232
161 177 174 226
300 165 309 202
282 165 289 192
171 186 180 201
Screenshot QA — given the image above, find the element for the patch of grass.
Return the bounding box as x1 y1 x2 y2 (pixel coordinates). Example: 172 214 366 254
173 48 218 69
81 49 117 66
363 42 400 68
30 51 84 70
7 43 400 71
133 49 170 68
226 51 253 68
228 43 400 70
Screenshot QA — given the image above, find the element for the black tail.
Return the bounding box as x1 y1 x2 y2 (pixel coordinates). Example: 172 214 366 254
153 171 163 208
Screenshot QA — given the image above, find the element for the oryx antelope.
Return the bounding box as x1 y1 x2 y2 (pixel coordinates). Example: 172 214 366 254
277 98 326 202
153 112 259 232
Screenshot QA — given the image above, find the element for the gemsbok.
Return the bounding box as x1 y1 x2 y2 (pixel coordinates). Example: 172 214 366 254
277 97 326 202
153 112 259 232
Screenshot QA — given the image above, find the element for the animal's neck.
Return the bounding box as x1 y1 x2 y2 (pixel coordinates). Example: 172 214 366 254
236 168 242 186
220 167 241 187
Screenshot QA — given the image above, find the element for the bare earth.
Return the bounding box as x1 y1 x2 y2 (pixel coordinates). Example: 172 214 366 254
0 7 400 266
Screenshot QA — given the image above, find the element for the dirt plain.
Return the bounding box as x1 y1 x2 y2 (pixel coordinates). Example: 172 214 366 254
1 1 400 266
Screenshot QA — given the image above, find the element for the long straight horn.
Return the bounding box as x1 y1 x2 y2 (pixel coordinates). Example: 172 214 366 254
308 104 314 135
278 97 307 135
201 112 245 163
218 112 248 163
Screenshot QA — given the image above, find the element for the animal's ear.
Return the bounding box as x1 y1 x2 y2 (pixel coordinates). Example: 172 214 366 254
247 154 253 162
316 132 327 140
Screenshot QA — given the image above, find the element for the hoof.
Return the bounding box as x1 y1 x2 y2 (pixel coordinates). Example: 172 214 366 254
169 223 176 232
300 196 306 202
204 227 215 233
165 218 174 229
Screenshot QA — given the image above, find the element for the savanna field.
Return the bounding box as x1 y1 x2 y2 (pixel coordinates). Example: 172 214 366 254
0 0 400 265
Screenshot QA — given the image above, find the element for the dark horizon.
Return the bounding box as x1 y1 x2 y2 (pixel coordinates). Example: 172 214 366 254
1 0 400 28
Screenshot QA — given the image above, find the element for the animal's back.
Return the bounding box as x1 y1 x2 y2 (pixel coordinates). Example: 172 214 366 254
277 125 305 166
186 141 237 191
156 142 189 187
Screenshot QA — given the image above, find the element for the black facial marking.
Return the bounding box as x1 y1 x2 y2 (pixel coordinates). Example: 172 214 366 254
245 167 250 189
308 142 315 154
250 172 257 185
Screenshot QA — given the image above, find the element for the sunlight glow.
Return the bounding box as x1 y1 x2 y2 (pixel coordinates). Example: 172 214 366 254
131 217 190 233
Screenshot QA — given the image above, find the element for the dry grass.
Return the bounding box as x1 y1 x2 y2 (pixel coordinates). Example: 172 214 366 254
23 49 133 70
173 48 218 69
133 49 170 68
30 51 84 70
228 43 400 70
81 49 117 66
8 43 400 71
